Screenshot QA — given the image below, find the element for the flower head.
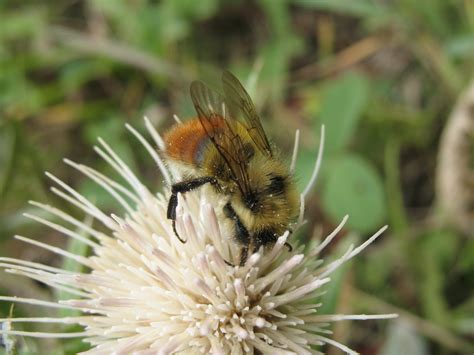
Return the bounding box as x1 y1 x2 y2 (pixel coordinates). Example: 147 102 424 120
0 118 395 354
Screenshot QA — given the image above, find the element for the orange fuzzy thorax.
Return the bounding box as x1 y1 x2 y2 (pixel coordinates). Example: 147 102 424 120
164 118 228 167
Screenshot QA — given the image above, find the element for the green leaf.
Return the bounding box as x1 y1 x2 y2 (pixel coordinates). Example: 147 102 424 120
456 317 474 336
458 239 474 270
0 8 47 41
445 34 474 58
170 0 218 20
0 124 15 199
60 60 111 95
417 229 456 323
259 0 291 37
62 337 91 355
322 154 386 233
317 72 369 155
257 0 302 103
57 216 91 317
292 0 383 18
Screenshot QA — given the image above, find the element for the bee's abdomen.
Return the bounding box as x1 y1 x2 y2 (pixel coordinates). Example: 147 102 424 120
164 119 210 165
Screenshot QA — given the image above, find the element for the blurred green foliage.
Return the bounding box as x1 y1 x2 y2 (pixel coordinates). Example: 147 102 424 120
1 0 474 354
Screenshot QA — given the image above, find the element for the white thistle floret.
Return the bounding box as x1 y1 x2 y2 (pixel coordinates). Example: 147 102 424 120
0 118 396 354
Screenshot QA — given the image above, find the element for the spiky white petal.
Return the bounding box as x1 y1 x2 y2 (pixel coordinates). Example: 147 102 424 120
0 120 396 354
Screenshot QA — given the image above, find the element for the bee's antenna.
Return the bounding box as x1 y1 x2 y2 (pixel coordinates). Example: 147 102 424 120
302 125 325 199
172 219 187 243
290 129 300 174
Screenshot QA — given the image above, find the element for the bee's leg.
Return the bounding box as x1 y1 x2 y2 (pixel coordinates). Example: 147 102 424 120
284 228 294 251
167 177 219 243
253 229 293 253
239 246 249 267
223 202 250 266
253 229 276 254
223 259 235 267
171 220 186 243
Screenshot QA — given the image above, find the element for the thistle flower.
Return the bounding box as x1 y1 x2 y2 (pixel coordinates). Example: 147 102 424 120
0 118 396 354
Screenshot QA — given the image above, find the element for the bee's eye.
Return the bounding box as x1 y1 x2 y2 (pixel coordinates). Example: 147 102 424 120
267 174 286 195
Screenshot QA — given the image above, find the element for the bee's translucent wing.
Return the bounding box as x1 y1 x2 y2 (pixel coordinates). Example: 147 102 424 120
190 80 253 196
222 70 273 157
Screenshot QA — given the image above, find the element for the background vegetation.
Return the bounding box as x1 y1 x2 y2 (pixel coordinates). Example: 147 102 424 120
1 0 473 354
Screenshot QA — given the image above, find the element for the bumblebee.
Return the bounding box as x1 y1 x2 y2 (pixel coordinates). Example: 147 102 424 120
164 71 299 266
